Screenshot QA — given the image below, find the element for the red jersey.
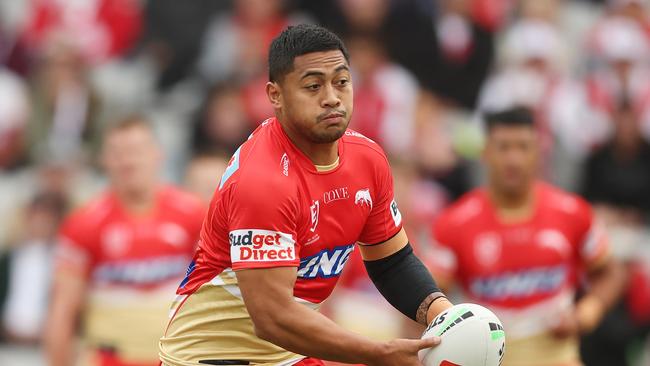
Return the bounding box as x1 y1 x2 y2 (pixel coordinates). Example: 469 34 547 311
56 185 205 365
160 117 403 366
430 182 609 365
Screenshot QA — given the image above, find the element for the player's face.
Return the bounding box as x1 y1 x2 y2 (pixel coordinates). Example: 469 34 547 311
101 125 162 194
483 125 539 196
268 50 353 144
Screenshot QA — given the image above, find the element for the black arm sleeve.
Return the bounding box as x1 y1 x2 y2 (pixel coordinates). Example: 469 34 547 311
363 243 445 325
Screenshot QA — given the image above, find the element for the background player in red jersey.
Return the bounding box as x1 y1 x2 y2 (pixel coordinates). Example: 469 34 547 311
44 117 205 366
429 107 626 366
159 24 453 366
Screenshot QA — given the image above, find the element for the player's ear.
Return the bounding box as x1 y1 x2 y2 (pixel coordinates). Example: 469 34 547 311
266 81 282 109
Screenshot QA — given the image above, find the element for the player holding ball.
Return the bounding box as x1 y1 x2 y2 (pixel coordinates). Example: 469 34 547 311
159 24 455 366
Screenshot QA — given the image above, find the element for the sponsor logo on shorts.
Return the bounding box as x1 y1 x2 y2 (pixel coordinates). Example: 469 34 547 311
297 244 354 279
229 229 295 262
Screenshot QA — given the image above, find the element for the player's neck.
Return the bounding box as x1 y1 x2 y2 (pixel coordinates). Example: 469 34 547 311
296 140 339 166
488 184 535 222
115 186 157 215
279 121 339 166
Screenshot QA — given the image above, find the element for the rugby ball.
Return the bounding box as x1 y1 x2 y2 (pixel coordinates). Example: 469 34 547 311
419 303 505 366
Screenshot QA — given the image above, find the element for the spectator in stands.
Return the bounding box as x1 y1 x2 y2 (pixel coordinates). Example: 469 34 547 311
585 15 650 142
139 0 227 90
183 152 229 203
198 0 311 124
345 32 419 156
191 82 254 155
386 0 494 110
413 91 474 201
198 0 309 83
579 96 650 366
19 0 142 66
0 67 29 170
1 191 67 344
582 98 650 216
27 40 101 164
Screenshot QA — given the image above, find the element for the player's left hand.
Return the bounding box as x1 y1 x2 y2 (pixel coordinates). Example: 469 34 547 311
549 307 580 339
574 295 605 334
550 296 605 338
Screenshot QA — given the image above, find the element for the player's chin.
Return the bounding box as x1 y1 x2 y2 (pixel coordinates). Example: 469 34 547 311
312 125 346 143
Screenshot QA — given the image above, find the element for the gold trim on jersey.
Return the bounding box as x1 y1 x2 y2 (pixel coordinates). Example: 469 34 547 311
314 156 340 172
160 269 318 366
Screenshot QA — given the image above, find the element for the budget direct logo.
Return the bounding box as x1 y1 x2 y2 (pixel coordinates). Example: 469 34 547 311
230 229 296 262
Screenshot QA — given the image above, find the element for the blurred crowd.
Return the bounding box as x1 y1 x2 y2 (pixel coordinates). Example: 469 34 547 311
1 0 650 365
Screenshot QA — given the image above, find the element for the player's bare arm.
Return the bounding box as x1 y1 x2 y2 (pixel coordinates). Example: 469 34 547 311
45 266 87 366
579 256 626 332
552 254 626 338
236 266 440 365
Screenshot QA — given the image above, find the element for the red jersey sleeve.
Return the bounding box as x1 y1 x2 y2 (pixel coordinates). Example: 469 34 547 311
227 179 301 271
55 213 95 277
358 155 403 245
574 198 609 268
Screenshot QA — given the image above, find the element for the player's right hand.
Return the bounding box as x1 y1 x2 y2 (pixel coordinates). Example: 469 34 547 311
369 337 441 366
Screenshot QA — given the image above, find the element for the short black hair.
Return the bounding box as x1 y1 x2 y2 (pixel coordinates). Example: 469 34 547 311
268 24 350 82
484 106 535 131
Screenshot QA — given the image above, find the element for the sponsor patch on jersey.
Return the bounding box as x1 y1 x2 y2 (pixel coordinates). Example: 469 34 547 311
390 199 402 227
297 244 354 279
93 255 189 285
101 224 132 257
323 187 349 204
310 200 319 232
229 229 296 263
280 153 290 176
344 130 375 143
473 232 502 268
469 265 568 300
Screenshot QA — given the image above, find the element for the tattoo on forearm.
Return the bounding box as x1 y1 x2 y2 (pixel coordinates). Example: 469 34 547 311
416 292 446 325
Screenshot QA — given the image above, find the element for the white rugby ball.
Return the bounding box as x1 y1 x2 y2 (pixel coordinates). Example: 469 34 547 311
419 303 505 366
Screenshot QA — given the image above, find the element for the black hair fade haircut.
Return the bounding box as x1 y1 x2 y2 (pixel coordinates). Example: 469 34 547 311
268 24 350 83
484 106 535 131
